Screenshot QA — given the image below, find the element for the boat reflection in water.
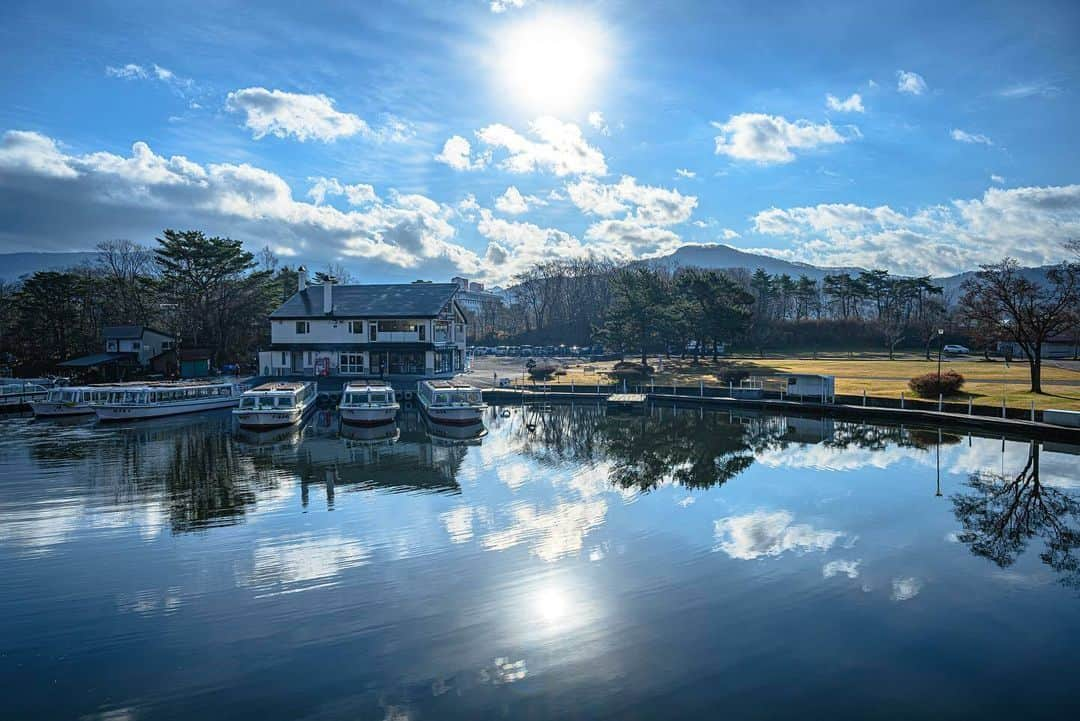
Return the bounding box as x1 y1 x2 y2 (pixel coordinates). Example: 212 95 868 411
420 407 487 446
233 422 306 449
339 420 401 446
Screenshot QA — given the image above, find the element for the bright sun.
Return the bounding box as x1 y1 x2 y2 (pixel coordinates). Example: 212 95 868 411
497 12 609 113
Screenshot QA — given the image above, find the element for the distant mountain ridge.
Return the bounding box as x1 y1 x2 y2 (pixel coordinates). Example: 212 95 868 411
0 252 100 281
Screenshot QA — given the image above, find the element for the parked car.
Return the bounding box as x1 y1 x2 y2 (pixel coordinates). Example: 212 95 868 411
943 344 970 354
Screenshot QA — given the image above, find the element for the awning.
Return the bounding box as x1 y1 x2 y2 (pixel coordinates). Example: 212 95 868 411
58 352 136 367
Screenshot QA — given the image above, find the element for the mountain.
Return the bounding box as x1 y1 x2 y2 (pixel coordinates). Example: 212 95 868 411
0 252 100 281
647 244 864 281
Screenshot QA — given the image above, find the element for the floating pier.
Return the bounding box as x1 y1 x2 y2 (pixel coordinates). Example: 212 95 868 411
606 393 647 411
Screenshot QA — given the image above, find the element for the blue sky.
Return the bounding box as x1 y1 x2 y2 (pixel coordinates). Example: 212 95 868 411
0 0 1078 283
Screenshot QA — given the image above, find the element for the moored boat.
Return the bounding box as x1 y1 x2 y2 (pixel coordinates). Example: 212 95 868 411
32 386 111 417
338 381 399 426
233 381 317 429
94 381 244 421
416 380 486 426
1 381 53 411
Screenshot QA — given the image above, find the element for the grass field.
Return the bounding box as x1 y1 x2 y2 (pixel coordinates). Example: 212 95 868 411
550 354 1080 411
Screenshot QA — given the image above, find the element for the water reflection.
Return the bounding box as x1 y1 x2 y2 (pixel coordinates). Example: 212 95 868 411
3 403 1080 720
952 441 1080 590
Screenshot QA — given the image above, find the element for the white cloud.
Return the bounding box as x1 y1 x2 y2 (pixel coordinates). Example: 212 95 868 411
823 559 861 579
106 63 190 88
997 80 1062 99
675 168 696 179
713 510 844 560
587 110 610 135
566 176 697 225
712 113 852 164
951 128 993 146
474 117 607 176
435 135 486 171
991 174 1005 184
0 128 481 276
494 186 530 214
749 184 1080 275
225 87 370 142
721 228 740 239
490 0 529 12
826 92 865 113
896 70 928 95
306 176 376 206
890 576 923 601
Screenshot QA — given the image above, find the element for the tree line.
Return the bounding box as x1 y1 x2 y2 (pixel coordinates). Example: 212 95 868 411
0 231 297 375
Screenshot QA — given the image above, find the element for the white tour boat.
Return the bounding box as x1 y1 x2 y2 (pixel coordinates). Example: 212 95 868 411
32 386 112 417
338 381 399 426
233 381 317 429
416 380 486 426
1 381 51 410
94 381 244 421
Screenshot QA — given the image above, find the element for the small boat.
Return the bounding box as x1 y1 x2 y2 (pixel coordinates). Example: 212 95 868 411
94 381 244 421
338 381 398 426
1 381 54 411
233 381 317 429
416 379 486 426
32 386 111 417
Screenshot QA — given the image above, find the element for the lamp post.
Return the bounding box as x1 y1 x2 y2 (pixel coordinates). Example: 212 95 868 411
936 328 945 380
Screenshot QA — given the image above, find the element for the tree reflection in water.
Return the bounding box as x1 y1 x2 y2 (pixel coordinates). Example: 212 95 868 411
952 441 1080 589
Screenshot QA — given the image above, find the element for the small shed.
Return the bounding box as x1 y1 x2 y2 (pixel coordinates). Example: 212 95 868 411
178 349 212 378
783 374 835 401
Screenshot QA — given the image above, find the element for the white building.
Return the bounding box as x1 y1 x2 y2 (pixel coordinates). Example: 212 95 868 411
258 271 468 379
103 325 176 365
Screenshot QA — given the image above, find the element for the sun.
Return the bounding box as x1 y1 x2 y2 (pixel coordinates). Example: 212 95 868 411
496 11 610 114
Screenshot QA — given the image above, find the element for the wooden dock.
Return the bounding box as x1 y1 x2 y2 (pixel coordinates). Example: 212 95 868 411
606 393 647 411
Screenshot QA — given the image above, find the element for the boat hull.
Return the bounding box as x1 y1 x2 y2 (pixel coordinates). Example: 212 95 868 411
95 396 240 421
31 402 96 418
340 405 399 426
1 392 48 410
418 401 486 426
233 401 315 429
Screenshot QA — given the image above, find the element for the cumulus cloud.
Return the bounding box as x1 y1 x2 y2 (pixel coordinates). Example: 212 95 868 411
587 110 610 135
749 184 1080 274
712 113 852 164
439 117 606 176
495 186 527 214
951 128 993 146
566 176 697 225
826 93 865 113
225 87 370 142
713 510 845 560
0 128 481 278
896 70 928 95
306 176 376 206
435 135 486 171
823 559 861 579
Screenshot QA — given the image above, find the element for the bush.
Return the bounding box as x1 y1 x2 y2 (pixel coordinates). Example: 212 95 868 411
610 361 653 379
908 370 965 398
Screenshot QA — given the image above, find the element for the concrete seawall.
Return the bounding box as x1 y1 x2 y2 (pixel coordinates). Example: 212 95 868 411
482 388 1080 443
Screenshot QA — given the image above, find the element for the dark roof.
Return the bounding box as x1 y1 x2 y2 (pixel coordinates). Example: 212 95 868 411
270 283 460 319
103 325 174 340
59 352 136 367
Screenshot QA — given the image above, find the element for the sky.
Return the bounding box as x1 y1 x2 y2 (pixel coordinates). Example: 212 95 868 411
0 0 1078 284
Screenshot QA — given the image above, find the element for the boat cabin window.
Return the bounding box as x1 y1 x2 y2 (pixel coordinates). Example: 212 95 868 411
257 395 277 409
240 397 257 409
369 391 386 403
276 396 295 408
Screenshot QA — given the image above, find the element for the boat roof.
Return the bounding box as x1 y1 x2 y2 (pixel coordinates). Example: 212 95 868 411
97 380 236 390
247 381 311 394
425 380 481 390
343 381 393 391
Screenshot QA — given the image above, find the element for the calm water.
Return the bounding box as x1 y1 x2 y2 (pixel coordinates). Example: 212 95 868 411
1 403 1079 720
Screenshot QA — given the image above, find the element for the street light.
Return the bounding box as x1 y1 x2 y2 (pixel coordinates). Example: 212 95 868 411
937 328 945 380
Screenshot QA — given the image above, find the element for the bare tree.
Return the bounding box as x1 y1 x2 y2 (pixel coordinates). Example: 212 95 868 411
960 258 1080 393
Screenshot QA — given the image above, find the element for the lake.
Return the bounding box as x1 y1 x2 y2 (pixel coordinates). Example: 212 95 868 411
1 403 1078 720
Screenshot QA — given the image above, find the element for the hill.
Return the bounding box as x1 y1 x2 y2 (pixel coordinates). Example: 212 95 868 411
0 252 100 281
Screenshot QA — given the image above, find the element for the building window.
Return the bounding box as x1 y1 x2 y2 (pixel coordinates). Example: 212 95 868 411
435 350 453 374
295 321 310 334
305 351 313 367
340 353 364 374
377 320 417 333
162 341 174 350
434 321 450 343
369 322 377 341
281 352 287 366
418 323 426 341
131 341 141 350
348 320 363 334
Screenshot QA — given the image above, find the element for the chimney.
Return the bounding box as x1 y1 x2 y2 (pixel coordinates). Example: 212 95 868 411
298 265 308 293
323 277 335 315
